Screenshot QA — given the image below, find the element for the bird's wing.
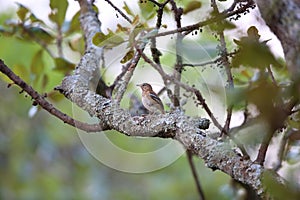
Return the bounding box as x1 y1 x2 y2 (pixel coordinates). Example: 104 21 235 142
149 92 163 105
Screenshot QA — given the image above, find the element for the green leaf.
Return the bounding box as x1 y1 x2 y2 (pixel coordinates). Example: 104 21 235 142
120 49 134 63
31 49 44 75
49 0 68 27
92 31 125 48
47 90 64 102
65 11 81 35
41 74 49 90
53 58 75 74
226 86 248 107
15 3 45 24
16 3 30 22
131 15 140 26
232 26 282 69
29 13 44 24
183 1 202 14
127 23 147 48
232 27 282 69
234 69 254 85
27 27 54 43
68 37 85 54
263 170 300 200
123 2 135 17
247 26 260 41
232 40 281 69
116 24 130 33
10 64 30 83
209 20 236 32
138 0 156 20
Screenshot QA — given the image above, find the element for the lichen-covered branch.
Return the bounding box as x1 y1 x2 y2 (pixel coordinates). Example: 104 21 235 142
49 1 289 198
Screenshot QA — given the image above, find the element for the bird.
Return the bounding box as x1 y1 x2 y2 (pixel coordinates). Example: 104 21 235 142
137 83 165 114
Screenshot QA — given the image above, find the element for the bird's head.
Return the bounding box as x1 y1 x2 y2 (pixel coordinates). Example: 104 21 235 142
137 83 153 92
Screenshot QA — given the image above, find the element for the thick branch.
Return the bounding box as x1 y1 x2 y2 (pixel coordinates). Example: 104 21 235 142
51 0 287 198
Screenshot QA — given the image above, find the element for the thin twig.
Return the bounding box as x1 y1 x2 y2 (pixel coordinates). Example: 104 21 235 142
183 58 221 67
57 27 63 57
273 129 292 172
147 0 255 39
267 65 278 87
148 0 174 105
255 99 298 165
148 0 162 7
224 0 239 13
214 2 248 153
170 0 183 107
150 0 170 65
170 2 205 198
103 0 132 24
187 150 206 200
113 33 147 103
211 0 234 136
183 52 237 68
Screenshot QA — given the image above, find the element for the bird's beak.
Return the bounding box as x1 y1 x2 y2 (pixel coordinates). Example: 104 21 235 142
136 84 141 87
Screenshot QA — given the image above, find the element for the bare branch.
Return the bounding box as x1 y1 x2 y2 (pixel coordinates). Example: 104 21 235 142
0 60 106 132
103 0 132 24
267 65 278 87
183 60 218 68
149 0 255 39
182 52 237 68
211 0 234 135
187 150 206 200
113 35 147 103
170 0 183 107
150 0 170 65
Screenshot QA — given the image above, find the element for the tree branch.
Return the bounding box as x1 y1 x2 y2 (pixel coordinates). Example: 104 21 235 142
113 35 147 103
187 150 206 200
0 0 290 198
103 0 132 24
148 0 255 39
211 0 234 135
0 59 106 132
170 0 183 107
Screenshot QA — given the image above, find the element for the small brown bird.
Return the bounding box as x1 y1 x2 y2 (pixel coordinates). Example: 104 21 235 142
137 83 164 114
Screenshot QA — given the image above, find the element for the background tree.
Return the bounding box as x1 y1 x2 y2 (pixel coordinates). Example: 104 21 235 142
1 0 300 199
